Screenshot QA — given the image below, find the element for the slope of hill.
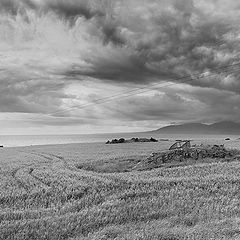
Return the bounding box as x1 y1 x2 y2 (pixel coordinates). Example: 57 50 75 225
153 121 240 134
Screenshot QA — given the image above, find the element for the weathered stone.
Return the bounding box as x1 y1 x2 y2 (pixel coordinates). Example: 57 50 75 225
134 144 239 171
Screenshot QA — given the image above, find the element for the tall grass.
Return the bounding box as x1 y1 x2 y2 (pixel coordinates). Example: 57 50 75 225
0 142 240 239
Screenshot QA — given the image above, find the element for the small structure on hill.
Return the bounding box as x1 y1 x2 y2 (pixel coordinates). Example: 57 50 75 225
169 140 191 150
133 144 238 171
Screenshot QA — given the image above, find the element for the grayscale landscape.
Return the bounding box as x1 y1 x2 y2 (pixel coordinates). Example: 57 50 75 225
1 0 240 239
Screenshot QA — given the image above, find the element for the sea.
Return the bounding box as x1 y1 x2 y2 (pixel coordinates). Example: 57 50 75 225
0 132 239 148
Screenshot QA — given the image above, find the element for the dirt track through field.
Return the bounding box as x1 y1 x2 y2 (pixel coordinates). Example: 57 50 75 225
1 141 240 240
6 150 73 192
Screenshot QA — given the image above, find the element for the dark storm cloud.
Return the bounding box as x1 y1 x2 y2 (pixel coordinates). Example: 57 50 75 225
0 0 96 19
67 53 155 83
56 0 240 93
43 1 96 20
0 0 20 15
1 0 240 127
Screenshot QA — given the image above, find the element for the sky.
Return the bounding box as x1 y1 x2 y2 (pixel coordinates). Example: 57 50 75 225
0 0 240 135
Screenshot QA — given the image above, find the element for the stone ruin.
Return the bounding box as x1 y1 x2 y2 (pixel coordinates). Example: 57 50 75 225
150 144 233 162
133 142 240 171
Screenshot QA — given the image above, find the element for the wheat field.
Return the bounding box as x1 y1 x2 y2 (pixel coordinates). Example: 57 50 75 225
1 139 240 240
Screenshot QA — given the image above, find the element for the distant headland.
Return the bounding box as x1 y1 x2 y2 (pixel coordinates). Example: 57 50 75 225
151 121 240 135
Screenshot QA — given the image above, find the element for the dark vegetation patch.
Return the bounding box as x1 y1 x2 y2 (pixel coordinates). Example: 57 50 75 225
106 137 158 144
77 145 240 173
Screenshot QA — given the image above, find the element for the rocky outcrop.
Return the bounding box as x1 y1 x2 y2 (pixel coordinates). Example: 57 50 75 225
106 137 158 144
134 145 238 171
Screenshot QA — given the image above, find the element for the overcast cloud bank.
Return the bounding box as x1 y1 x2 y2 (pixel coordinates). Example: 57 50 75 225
0 0 240 134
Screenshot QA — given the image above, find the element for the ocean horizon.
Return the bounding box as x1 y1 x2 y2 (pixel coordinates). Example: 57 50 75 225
0 133 239 148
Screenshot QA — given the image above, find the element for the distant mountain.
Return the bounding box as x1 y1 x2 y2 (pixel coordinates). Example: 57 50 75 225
153 121 240 135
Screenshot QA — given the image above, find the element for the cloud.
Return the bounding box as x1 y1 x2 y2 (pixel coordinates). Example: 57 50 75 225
0 0 240 132
0 72 68 113
55 0 240 92
72 84 240 126
0 0 95 18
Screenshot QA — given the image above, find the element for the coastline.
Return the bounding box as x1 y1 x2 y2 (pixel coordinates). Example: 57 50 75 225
2 136 240 163
0 133 240 148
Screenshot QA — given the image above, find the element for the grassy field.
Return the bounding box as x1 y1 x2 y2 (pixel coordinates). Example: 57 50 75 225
1 139 240 240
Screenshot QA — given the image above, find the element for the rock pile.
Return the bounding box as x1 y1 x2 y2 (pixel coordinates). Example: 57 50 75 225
134 144 238 171
106 137 158 144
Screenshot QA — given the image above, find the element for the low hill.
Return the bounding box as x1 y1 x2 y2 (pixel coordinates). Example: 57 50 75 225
153 121 240 134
